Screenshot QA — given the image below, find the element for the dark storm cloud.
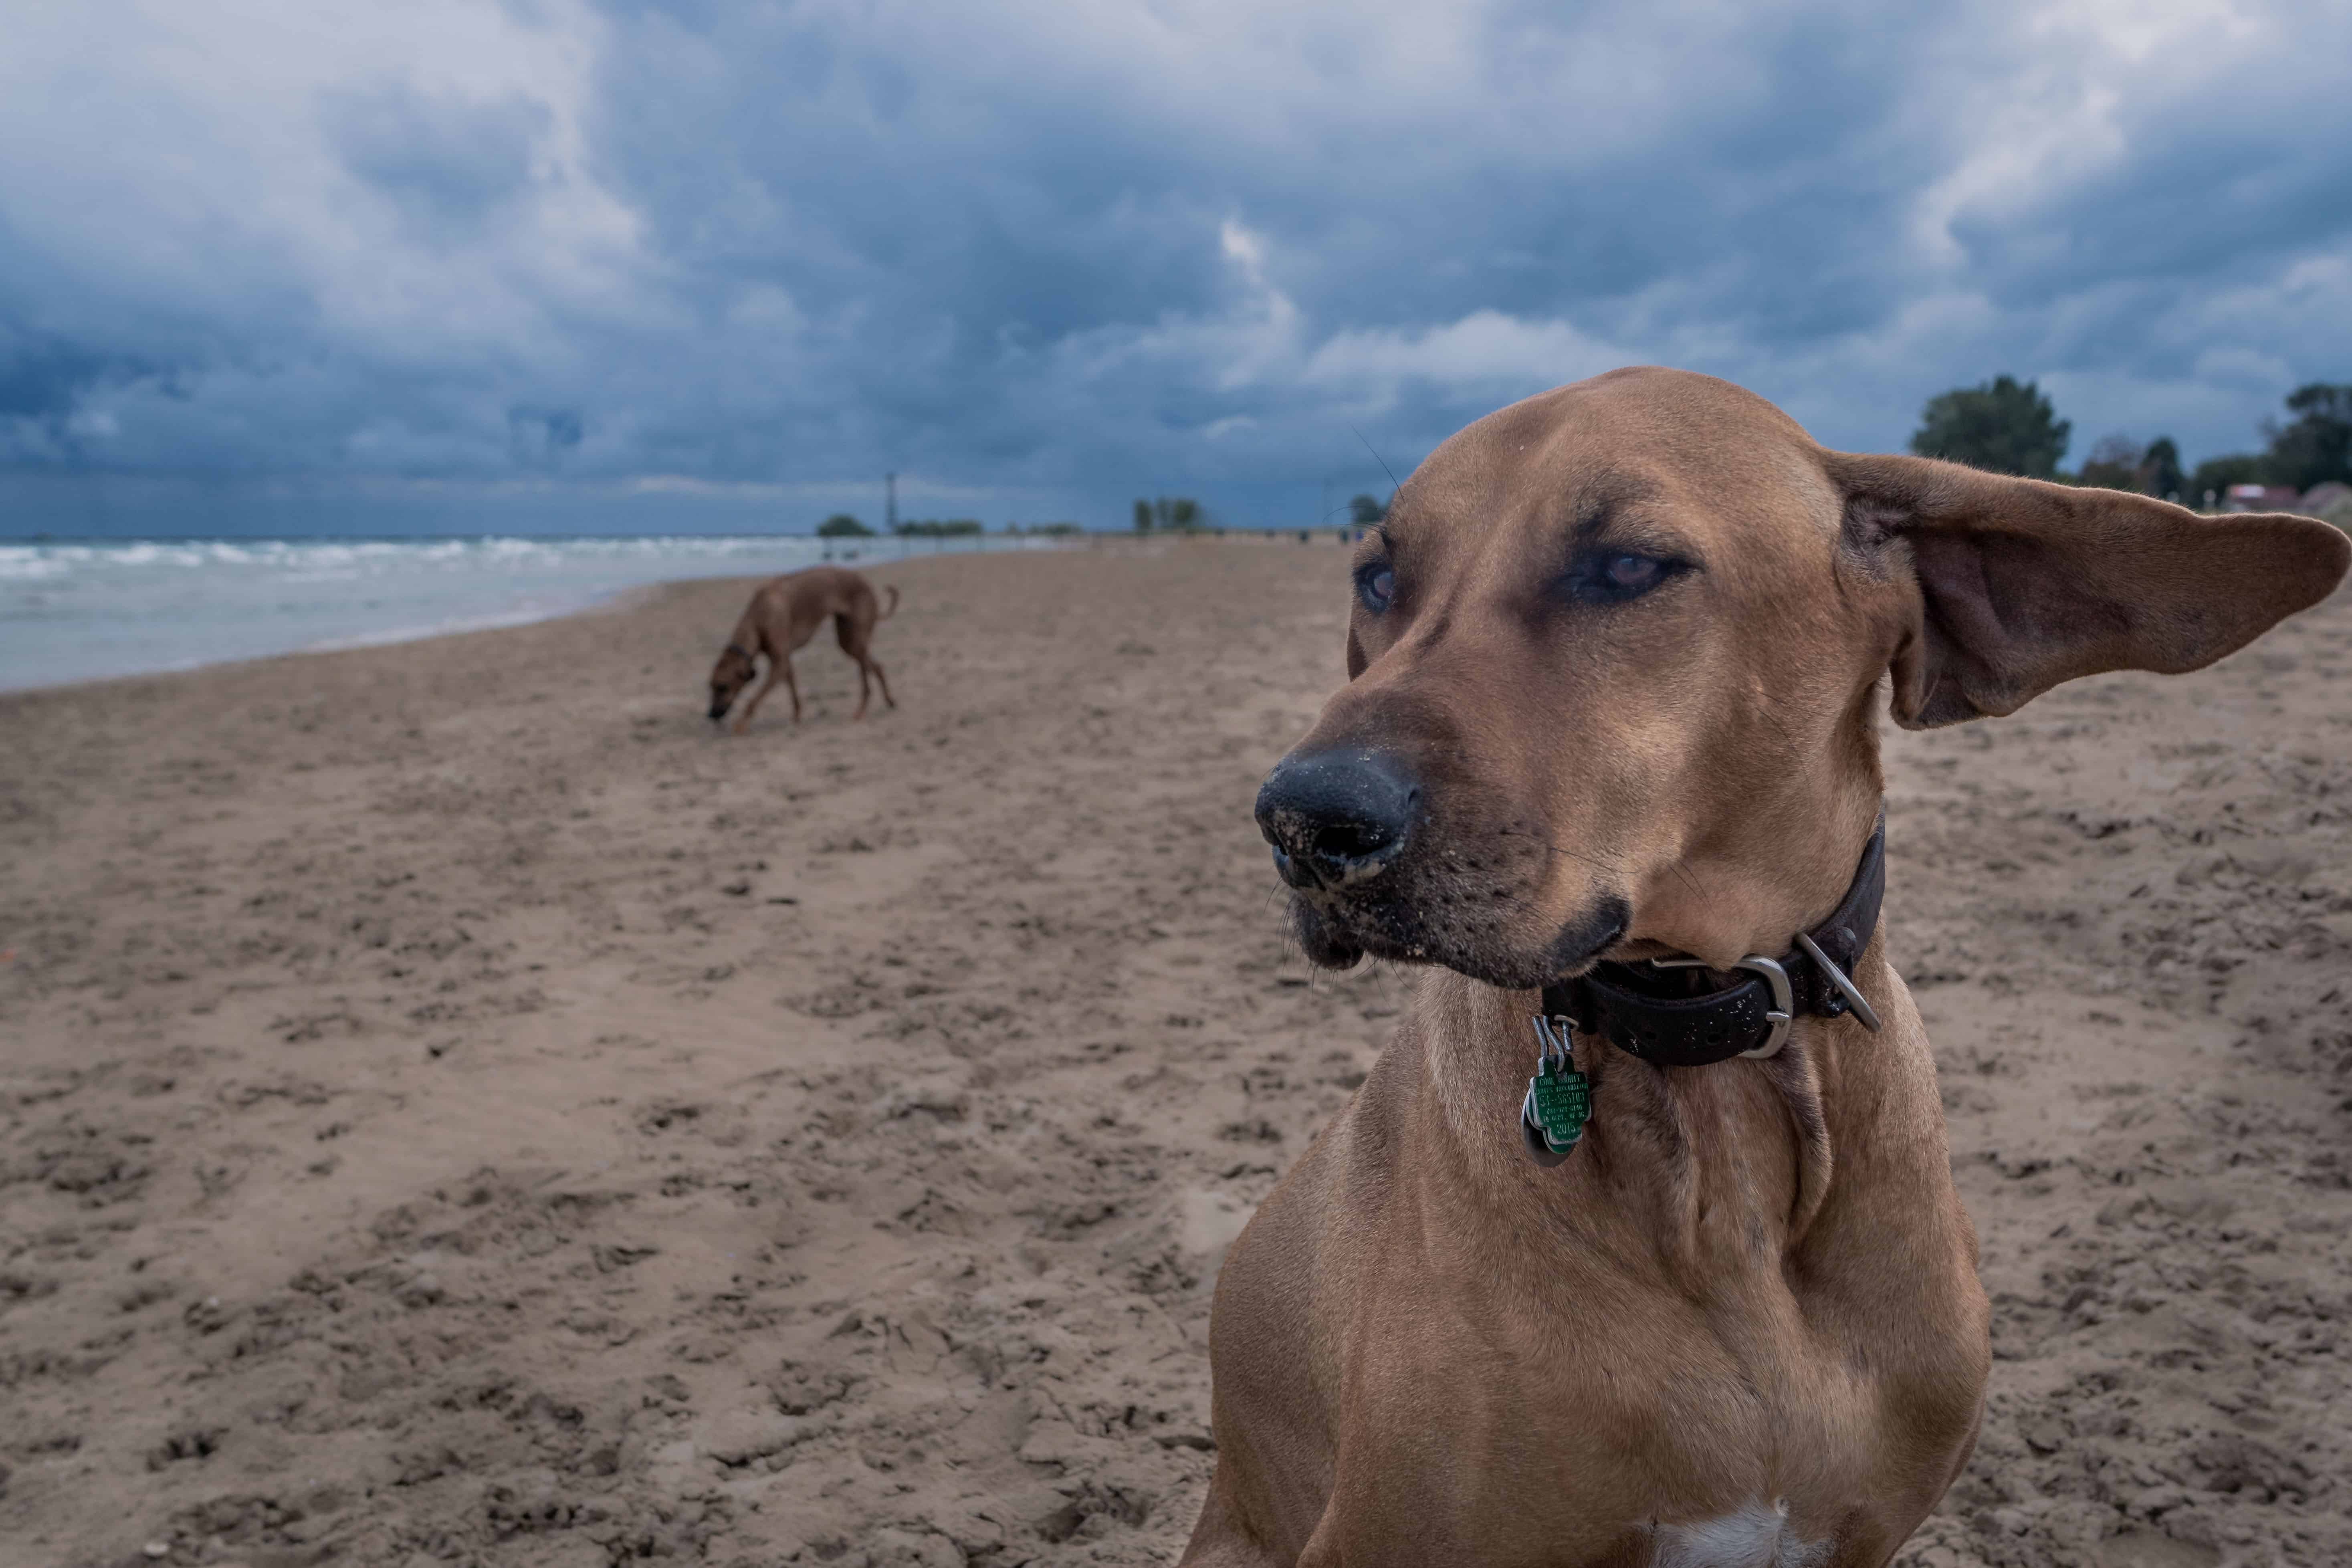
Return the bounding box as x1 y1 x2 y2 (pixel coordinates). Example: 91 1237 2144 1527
1 0 2348 527
0 325 147 424
324 85 551 243
508 404 586 465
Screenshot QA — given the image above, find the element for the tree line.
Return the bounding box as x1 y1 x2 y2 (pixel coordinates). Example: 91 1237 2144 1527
1911 375 2352 506
814 488 1396 541
805 380 2350 542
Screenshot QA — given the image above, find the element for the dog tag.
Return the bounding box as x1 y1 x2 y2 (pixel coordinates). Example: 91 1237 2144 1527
1524 1057 1591 1156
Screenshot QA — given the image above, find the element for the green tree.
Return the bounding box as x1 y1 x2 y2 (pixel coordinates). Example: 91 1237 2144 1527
1134 496 1205 532
2262 382 2352 493
893 519 984 537
817 513 873 537
2075 433 2143 492
1348 492 1389 526
2138 436 2183 500
1910 375 2071 478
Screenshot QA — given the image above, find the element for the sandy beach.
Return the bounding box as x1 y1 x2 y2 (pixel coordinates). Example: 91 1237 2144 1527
3 541 2349 1568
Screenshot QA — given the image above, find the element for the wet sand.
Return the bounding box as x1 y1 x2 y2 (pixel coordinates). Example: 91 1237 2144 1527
2 543 2348 1568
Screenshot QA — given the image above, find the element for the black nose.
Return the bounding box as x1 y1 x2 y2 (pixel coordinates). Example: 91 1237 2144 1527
1255 749 1419 890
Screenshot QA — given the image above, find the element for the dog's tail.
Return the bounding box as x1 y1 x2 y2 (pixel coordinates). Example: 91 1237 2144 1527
880 585 900 620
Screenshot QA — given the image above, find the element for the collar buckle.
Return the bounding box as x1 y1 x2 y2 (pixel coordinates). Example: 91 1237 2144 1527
1651 954 1797 1059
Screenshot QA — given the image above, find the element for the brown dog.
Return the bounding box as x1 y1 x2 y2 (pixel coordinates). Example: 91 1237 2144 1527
707 566 898 733
1183 368 2348 1566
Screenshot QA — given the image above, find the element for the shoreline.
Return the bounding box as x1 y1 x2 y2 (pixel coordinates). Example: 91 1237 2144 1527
0 533 1092 696
0 575 680 698
0 532 1340 696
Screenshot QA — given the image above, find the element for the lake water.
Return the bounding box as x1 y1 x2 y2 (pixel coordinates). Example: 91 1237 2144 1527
0 533 1052 692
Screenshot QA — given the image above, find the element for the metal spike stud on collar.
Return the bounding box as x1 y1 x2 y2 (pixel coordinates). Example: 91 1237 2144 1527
1795 930 1881 1031
1521 815 1887 1166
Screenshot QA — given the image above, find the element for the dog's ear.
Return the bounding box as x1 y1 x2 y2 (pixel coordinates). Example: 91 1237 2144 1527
1826 451 2350 729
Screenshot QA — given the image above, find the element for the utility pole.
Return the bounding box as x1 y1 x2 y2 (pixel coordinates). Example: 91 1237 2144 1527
885 472 897 534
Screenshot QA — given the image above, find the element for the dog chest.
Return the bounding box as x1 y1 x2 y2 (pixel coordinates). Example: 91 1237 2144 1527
1301 1267 1962 1564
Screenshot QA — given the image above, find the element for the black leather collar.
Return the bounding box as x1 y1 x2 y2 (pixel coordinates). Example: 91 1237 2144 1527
1540 815 1886 1068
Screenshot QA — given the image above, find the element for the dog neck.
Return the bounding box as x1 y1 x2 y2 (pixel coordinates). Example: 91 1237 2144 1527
1421 971 1869 1284
1417 815 1896 1281
1541 813 1886 1072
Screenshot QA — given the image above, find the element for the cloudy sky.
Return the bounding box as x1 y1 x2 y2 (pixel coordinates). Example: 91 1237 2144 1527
3 0 2349 534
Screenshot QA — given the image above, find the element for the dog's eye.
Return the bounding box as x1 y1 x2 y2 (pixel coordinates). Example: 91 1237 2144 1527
1568 549 1682 603
1356 562 1396 614
1604 554 1660 591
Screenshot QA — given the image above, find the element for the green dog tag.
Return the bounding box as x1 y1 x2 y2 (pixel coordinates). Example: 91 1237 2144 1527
1528 1058 1591 1153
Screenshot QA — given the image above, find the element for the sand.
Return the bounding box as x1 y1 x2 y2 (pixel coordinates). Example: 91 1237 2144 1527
1 542 2347 1568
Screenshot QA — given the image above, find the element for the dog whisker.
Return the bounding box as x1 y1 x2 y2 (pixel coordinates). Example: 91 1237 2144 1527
1350 424 1403 495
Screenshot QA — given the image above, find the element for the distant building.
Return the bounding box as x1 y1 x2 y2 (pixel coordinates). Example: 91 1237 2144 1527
2224 483 2304 512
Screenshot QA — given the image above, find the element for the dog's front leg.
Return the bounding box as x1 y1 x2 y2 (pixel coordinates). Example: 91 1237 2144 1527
731 657 790 734
1175 1479 1305 1568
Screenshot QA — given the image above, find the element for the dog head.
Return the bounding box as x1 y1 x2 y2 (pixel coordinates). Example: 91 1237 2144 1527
708 645 757 722
1258 366 2349 985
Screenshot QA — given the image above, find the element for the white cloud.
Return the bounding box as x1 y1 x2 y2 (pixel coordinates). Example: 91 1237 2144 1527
1302 311 1630 394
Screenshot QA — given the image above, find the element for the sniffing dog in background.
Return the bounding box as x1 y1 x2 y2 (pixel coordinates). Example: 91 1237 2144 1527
707 567 898 733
